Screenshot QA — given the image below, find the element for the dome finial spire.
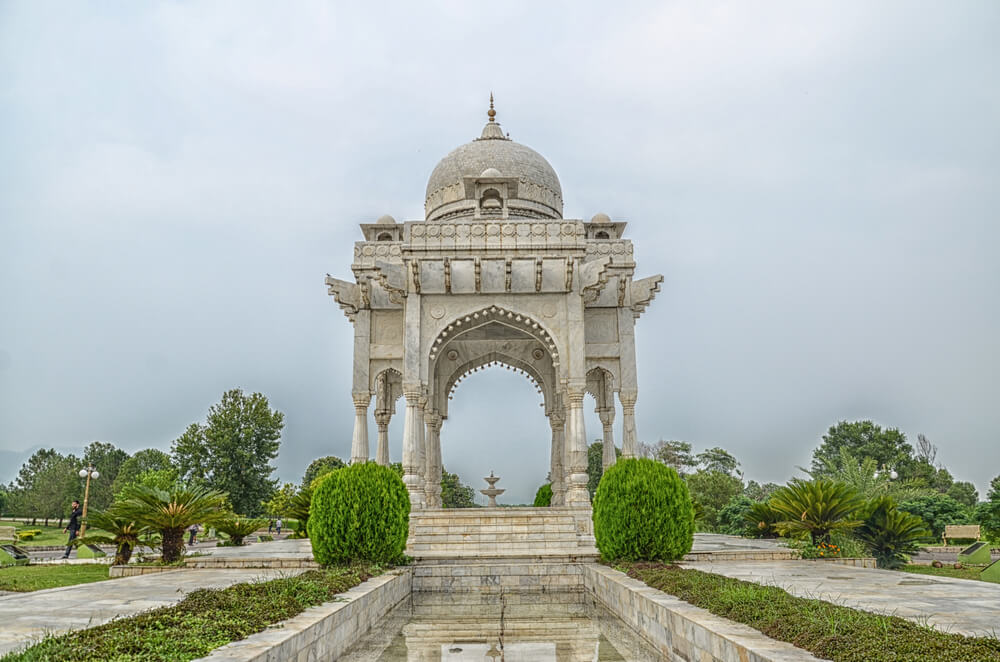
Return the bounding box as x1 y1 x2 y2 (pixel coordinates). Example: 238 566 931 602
488 92 496 123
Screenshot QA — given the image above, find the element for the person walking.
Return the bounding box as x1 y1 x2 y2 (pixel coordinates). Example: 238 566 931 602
275 518 283 536
188 523 199 546
268 519 274 535
61 500 82 559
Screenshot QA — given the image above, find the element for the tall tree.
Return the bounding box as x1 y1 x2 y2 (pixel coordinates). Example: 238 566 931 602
172 389 284 515
112 449 175 498
696 447 741 476
82 441 129 512
810 420 915 478
639 439 696 474
684 470 744 531
914 433 937 465
9 449 81 523
586 441 621 498
301 456 346 488
0 484 8 516
946 481 978 508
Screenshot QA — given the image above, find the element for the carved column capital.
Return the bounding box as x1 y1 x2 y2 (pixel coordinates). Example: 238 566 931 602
598 407 615 427
352 392 372 408
619 390 637 408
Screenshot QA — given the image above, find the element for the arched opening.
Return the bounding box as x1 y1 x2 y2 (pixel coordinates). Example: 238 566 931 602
479 187 503 212
594 230 610 240
440 364 550 504
376 231 394 241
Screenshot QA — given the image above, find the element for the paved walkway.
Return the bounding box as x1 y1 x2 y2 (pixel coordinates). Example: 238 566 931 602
0 566 303 656
682 559 1000 637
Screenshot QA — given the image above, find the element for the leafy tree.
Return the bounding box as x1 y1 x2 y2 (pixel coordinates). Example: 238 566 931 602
812 448 926 502
587 441 621 497
684 470 743 531
639 439 696 474
9 449 81 524
855 497 932 569
946 481 978 508
115 484 229 562
899 493 973 540
914 433 937 465
172 389 284 515
302 456 346 488
263 482 298 518
533 483 552 507
770 479 864 544
441 469 476 508
82 442 130 512
696 447 741 476
112 449 174 498
129 468 180 493
0 485 8 516
717 494 754 536
744 480 781 501
810 420 915 479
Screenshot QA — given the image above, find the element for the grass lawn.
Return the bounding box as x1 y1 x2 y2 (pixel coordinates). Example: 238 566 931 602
625 562 1000 662
0 565 382 662
900 564 988 582
6 524 112 547
0 564 113 592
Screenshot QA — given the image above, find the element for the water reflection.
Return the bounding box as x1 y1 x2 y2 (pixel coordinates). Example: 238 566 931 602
339 591 658 661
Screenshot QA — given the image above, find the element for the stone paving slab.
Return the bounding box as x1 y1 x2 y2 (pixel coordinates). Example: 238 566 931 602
0 567 305 656
681 559 1000 637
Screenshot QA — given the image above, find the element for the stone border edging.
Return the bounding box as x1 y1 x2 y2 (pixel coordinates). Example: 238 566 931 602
108 565 181 578
193 568 412 661
583 564 824 661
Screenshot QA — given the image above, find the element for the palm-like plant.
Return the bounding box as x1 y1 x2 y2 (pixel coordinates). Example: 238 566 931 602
287 487 312 538
116 484 229 563
74 508 152 565
215 515 268 546
855 496 931 569
742 501 782 538
770 479 864 545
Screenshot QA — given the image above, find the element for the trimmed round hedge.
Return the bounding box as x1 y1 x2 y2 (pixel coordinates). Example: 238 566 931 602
533 483 552 507
307 461 410 565
592 457 695 562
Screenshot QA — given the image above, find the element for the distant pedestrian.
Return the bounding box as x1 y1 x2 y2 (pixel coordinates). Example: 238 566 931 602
268 520 274 534
275 518 283 536
61 500 82 559
188 523 199 546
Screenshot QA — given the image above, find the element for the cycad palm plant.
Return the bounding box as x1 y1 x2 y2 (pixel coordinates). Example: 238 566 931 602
855 496 931 569
116 484 229 562
287 487 312 538
75 508 150 565
742 501 782 538
216 515 268 546
770 479 864 545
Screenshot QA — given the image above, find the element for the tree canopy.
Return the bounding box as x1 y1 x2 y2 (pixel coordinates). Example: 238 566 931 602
811 420 915 478
172 388 284 515
696 447 741 476
82 441 129 512
7 448 81 520
302 456 345 488
441 469 476 508
112 449 174 497
639 440 696 474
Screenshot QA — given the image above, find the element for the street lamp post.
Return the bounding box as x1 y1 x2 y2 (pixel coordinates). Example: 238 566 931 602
78 466 100 539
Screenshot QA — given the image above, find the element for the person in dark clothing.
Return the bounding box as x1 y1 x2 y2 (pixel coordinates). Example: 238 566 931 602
62 500 82 559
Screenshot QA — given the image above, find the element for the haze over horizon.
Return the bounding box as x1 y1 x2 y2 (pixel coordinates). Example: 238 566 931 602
2 2 998 503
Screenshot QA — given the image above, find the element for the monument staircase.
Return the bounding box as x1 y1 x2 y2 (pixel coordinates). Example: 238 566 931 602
406 507 598 605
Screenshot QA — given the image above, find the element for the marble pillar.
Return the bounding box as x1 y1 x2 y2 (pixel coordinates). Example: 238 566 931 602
374 409 391 466
564 385 590 506
620 390 638 459
401 390 426 509
599 407 617 470
549 410 566 506
424 412 442 507
350 393 370 464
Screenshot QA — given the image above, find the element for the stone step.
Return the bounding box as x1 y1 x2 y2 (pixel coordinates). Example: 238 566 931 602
413 552 599 565
412 560 585 592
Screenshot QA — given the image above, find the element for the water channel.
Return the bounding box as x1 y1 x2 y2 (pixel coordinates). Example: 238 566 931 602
339 590 661 661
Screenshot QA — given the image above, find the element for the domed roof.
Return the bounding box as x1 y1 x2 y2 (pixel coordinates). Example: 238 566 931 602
424 98 563 221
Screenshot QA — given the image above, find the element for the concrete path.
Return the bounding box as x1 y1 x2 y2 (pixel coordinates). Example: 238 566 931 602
0 567 304 656
682 559 1000 637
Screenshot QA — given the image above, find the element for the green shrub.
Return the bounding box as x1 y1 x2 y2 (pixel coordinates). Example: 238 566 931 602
856 496 931 569
533 483 552 507
592 457 694 562
770 479 864 544
215 515 268 546
717 495 753 535
899 493 973 540
307 462 410 565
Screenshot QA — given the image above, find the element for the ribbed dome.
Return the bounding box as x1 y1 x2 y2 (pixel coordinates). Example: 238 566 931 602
424 102 563 221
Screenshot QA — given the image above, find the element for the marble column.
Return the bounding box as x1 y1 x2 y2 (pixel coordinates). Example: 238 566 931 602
620 390 638 459
549 409 566 506
424 412 442 508
599 407 617 470
374 409 391 466
350 393 370 464
401 389 426 509
564 385 590 506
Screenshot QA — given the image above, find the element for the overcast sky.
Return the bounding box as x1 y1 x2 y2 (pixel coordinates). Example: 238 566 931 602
1 1 997 504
